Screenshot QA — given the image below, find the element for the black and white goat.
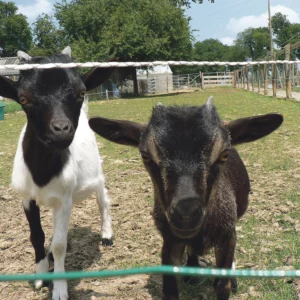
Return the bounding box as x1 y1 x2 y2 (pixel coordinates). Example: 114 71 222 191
0 47 114 300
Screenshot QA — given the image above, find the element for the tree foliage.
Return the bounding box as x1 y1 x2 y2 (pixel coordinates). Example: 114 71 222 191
272 12 300 58
30 14 64 56
0 1 32 57
193 39 230 71
169 0 214 7
234 27 270 61
54 0 192 63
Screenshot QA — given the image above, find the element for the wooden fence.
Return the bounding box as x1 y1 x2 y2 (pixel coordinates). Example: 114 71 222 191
201 72 234 89
234 41 300 99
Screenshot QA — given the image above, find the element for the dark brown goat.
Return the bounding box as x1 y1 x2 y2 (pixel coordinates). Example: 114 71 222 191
89 97 283 300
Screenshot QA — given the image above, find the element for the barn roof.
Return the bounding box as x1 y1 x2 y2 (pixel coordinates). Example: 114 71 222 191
0 57 19 76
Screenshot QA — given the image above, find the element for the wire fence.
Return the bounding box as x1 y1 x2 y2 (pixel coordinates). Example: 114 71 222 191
0 60 298 71
235 63 300 99
1 59 300 283
1 266 299 282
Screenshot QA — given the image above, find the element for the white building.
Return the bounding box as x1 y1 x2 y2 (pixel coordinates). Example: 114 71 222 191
137 65 173 94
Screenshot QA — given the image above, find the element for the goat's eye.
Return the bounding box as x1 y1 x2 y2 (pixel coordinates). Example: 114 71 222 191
19 96 28 105
140 151 151 163
79 90 86 98
219 150 230 162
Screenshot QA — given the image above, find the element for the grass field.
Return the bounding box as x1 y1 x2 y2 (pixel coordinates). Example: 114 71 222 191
0 99 22 114
0 88 299 299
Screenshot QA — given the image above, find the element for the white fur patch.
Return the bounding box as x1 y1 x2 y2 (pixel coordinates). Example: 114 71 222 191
82 97 89 116
12 110 107 208
34 257 49 289
22 199 30 211
12 109 113 296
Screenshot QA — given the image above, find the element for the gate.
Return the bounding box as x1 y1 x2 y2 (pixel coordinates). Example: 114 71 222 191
202 72 234 88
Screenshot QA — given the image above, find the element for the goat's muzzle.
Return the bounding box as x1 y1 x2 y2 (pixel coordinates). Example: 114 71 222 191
46 119 75 149
167 197 204 238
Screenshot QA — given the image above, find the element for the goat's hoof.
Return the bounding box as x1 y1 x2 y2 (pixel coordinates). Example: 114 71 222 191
231 277 238 292
102 238 113 246
52 280 68 300
34 280 44 290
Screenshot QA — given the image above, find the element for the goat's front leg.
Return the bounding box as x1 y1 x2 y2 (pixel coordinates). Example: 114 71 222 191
23 199 49 289
96 180 113 246
50 201 72 300
161 238 185 300
184 245 200 284
213 231 236 300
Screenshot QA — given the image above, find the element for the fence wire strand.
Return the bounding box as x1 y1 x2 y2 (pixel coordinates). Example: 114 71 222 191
0 266 300 282
0 60 299 70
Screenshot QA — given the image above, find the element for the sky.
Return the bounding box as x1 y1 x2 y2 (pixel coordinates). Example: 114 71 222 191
13 0 300 46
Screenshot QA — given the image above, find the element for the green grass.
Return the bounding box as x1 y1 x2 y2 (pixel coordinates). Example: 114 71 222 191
1 99 22 114
0 88 299 299
293 87 300 93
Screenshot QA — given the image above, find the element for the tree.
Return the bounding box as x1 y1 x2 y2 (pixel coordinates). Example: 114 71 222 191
0 1 32 57
30 14 64 56
170 0 214 7
54 0 193 93
193 39 230 72
233 27 270 61
272 13 300 59
55 0 192 62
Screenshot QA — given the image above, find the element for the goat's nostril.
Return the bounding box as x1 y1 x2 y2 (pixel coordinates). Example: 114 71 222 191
51 121 71 133
172 199 202 220
62 124 69 131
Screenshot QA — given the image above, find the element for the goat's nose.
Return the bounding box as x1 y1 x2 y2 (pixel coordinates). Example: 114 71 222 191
51 120 71 134
172 198 201 219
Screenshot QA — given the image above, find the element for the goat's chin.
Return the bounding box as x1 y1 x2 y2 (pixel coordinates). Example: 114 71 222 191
51 139 74 150
167 219 203 239
40 136 74 150
170 225 201 239
165 212 204 239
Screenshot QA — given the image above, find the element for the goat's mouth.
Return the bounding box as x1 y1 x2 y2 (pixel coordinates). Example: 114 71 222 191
166 213 204 239
169 223 202 239
40 136 74 150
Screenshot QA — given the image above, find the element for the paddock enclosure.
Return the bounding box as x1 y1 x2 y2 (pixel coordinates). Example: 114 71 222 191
0 88 299 299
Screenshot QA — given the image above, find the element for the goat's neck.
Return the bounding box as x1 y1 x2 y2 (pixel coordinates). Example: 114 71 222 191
22 123 70 187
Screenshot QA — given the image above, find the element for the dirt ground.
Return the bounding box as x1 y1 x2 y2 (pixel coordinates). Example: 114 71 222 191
0 91 299 300
0 164 165 300
1 160 299 300
242 86 300 101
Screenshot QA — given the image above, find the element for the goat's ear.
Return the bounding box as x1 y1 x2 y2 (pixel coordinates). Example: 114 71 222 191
81 67 115 91
89 117 145 147
225 113 283 145
0 76 18 101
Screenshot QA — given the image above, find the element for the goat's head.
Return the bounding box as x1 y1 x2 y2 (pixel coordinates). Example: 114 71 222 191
89 97 283 238
0 47 115 149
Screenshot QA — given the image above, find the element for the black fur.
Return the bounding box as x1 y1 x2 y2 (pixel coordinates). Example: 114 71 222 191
89 102 283 300
23 200 46 264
